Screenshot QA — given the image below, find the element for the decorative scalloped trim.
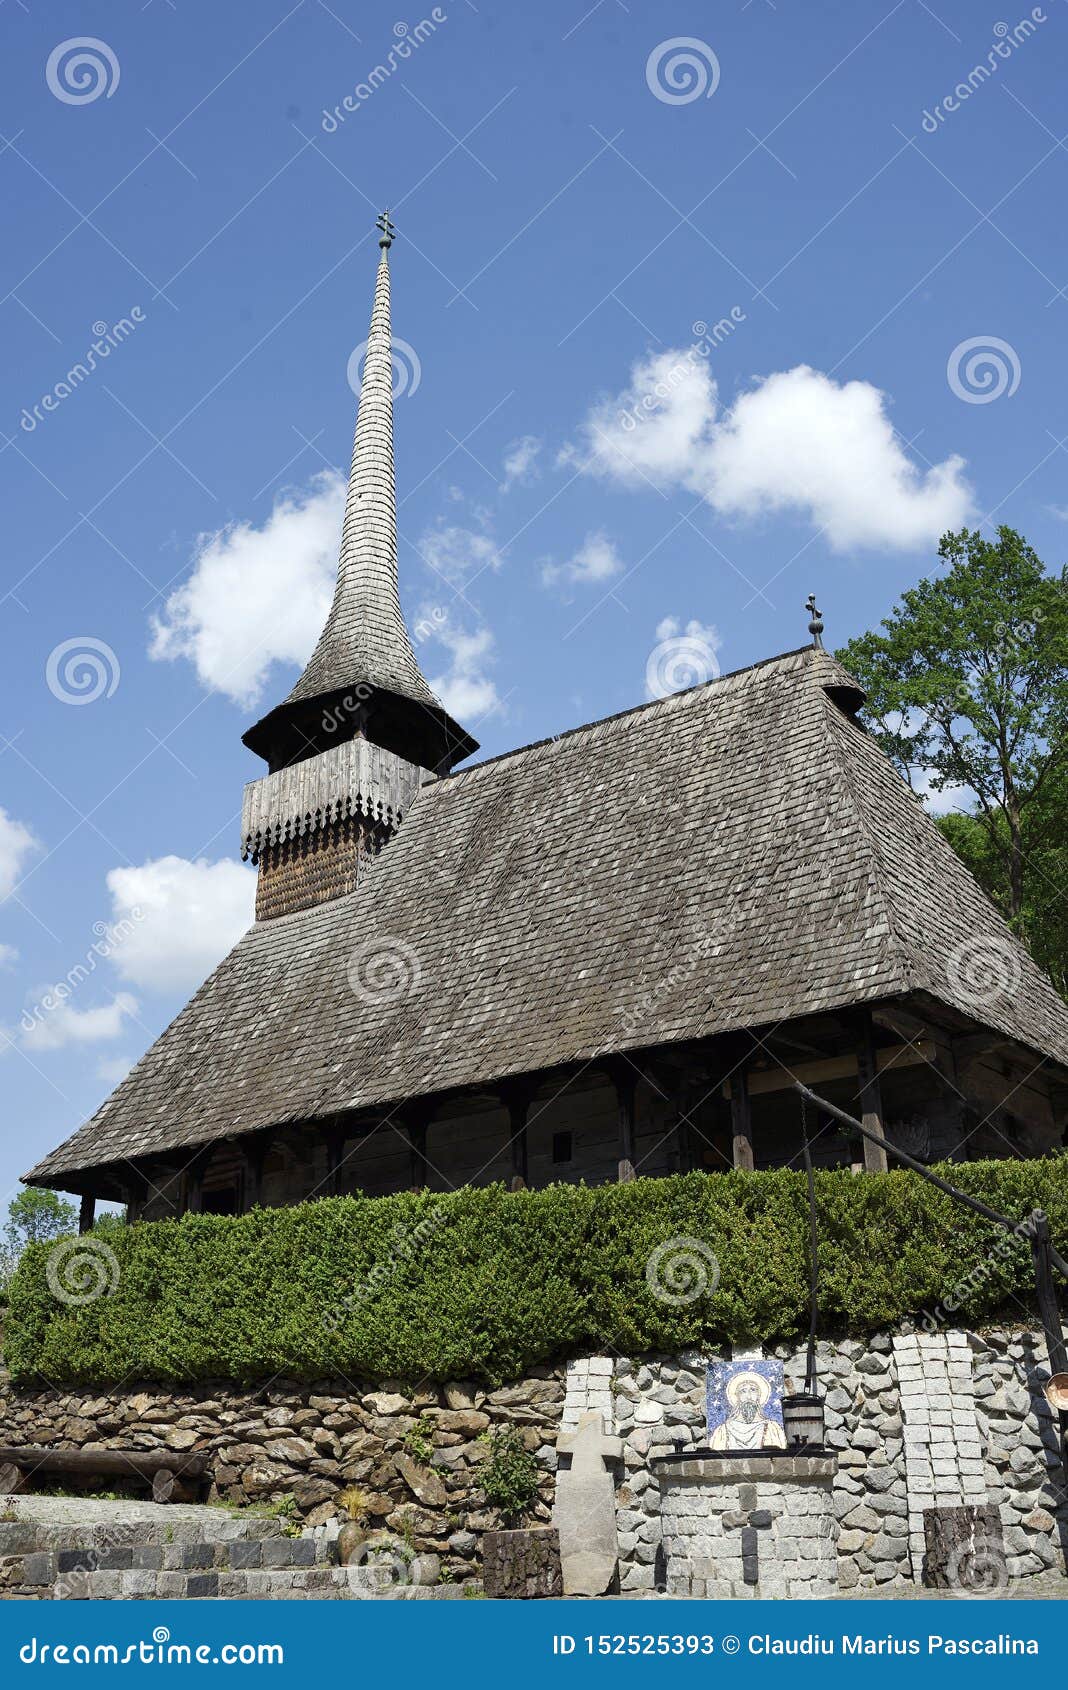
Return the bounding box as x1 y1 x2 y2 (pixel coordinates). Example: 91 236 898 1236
242 791 404 862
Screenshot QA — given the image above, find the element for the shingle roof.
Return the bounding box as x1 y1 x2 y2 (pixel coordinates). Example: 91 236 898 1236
26 645 1068 1185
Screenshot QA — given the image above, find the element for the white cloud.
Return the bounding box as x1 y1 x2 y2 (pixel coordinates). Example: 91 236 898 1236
0 808 37 900
915 768 973 817
418 521 502 589
0 943 18 969
427 616 501 724
150 471 345 707
21 991 138 1053
570 351 972 551
96 1053 134 1087
500 435 542 492
541 530 624 590
106 855 256 993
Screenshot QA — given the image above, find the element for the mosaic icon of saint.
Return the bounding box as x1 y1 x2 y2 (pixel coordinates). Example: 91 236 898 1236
709 1369 787 1450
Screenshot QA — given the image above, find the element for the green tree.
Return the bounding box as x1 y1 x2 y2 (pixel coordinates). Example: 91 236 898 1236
1 1189 77 1294
837 526 1068 923
4 1188 77 1252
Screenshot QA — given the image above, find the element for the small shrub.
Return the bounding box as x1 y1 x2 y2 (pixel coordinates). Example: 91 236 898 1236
477 1426 540 1527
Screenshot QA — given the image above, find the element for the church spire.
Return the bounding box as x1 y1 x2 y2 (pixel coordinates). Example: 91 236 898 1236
243 217 478 776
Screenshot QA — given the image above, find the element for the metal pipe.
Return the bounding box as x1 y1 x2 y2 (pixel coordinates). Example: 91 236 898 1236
793 1081 1067 1273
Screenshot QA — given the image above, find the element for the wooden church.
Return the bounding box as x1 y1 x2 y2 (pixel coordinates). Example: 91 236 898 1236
25 219 1068 1227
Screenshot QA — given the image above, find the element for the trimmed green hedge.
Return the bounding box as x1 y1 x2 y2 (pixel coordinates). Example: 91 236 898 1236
6 1161 1067 1386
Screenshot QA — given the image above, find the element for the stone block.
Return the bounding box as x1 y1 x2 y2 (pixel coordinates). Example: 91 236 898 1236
483 1529 562 1600
21 1553 55 1587
229 1540 262 1570
186 1573 220 1599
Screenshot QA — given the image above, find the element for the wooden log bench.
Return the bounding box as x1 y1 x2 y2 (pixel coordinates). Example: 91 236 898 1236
0 1444 210 1504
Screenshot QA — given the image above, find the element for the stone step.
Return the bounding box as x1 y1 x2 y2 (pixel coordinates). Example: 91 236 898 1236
4 1557 465 1602
16 1534 329 1588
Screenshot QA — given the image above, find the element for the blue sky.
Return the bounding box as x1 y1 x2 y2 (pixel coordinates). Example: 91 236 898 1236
2 0 1067 1205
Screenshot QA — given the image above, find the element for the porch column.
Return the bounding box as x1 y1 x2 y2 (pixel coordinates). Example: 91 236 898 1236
727 1036 754 1170
241 1138 267 1211
182 1148 212 1215
324 1123 345 1197
78 1194 96 1234
855 1008 888 1173
499 1080 534 1189
606 1059 638 1182
122 1166 151 1224
404 1105 432 1191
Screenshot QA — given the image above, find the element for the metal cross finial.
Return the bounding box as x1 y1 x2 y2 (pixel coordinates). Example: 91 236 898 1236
376 209 395 250
805 593 824 649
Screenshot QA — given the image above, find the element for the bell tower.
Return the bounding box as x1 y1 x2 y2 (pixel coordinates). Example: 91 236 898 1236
240 215 477 921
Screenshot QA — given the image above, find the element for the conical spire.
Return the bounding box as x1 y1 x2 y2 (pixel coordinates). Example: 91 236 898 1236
243 217 477 776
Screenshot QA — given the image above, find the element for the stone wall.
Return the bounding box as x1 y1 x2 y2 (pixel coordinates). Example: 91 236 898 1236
561 1327 1065 1592
0 1371 564 1585
1 1321 1064 1595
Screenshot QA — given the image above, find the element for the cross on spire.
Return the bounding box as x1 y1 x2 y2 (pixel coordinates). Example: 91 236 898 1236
377 209 395 249
805 593 824 649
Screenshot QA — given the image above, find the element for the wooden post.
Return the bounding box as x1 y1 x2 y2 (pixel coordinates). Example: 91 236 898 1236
855 1008 888 1173
500 1081 533 1189
123 1168 149 1224
324 1124 345 1197
606 1060 637 1181
728 1038 754 1170
78 1194 96 1234
241 1139 266 1211
405 1110 430 1191
183 1149 211 1215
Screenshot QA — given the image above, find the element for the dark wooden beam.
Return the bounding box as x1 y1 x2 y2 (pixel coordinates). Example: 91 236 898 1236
499 1079 535 1189
604 1059 638 1181
323 1123 345 1197
78 1194 96 1235
726 1036 754 1170
241 1138 267 1211
854 1008 888 1174
402 1104 433 1191
182 1148 212 1216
